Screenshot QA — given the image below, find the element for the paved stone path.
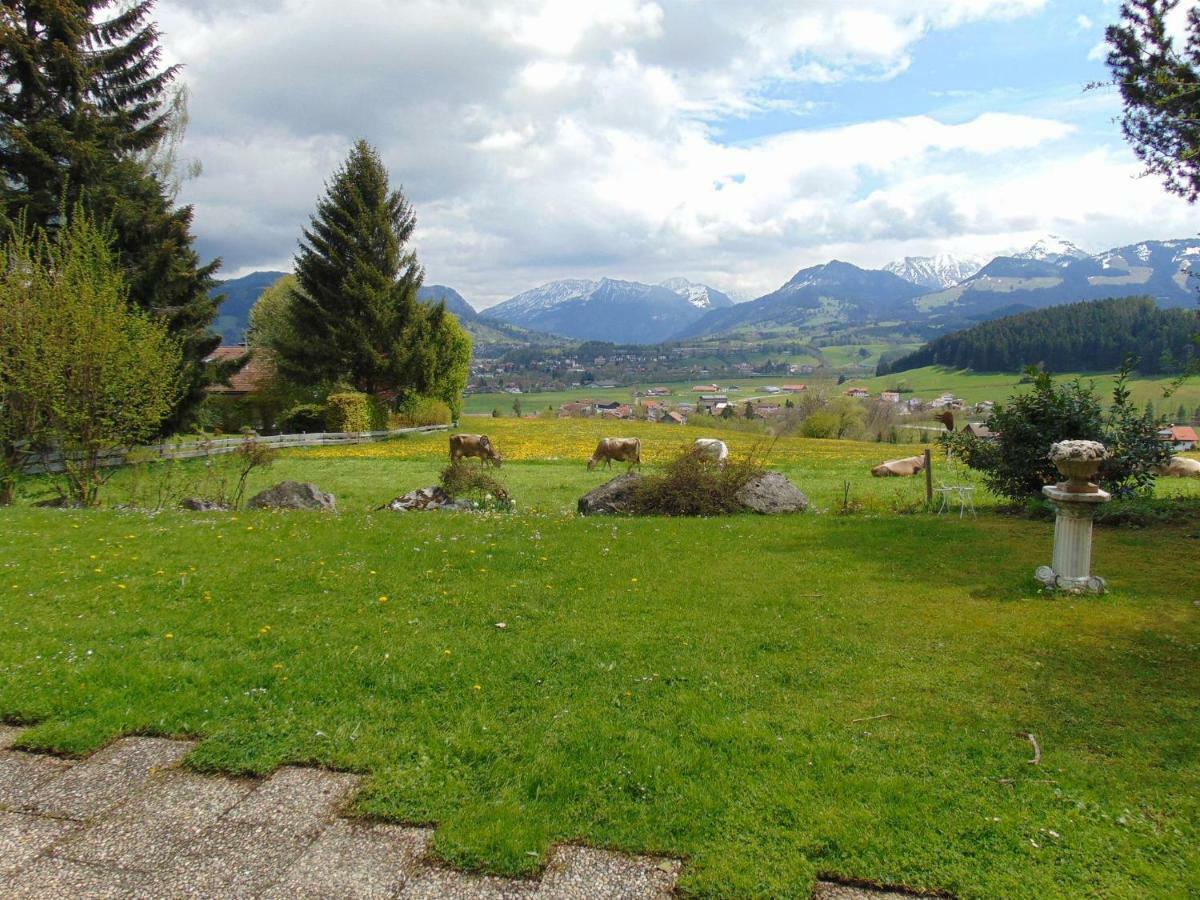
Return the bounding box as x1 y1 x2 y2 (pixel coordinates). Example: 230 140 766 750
0 725 918 899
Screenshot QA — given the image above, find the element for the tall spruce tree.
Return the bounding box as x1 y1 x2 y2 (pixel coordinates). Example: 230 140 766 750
0 1 228 427
279 140 426 395
1106 1 1200 202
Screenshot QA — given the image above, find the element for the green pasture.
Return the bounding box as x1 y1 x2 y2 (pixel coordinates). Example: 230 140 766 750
2 427 1199 898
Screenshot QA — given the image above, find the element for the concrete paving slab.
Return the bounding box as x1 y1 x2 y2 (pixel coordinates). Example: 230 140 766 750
29 736 192 820
535 845 680 899
812 882 923 899
2 855 157 900
52 771 256 871
226 764 363 837
0 811 79 878
261 820 432 900
163 821 311 898
399 867 540 899
0 750 72 812
0 725 24 750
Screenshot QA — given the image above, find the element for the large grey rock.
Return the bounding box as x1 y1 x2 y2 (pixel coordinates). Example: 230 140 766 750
734 471 808 514
578 472 643 515
247 481 336 512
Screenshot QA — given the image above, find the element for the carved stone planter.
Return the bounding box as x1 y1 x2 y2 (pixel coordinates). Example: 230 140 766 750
1036 441 1112 594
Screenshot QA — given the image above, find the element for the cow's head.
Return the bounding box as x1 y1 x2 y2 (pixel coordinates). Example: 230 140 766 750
587 457 598 471
480 436 502 468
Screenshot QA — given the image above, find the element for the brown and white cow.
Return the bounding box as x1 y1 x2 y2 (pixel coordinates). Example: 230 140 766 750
871 455 925 477
449 434 502 468
1158 456 1200 478
588 437 642 471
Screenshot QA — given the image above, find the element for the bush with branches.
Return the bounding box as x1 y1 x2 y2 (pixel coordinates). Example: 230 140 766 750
631 445 767 516
941 364 1170 501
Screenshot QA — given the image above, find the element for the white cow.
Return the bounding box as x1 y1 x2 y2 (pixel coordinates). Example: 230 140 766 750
693 438 729 464
1158 456 1200 478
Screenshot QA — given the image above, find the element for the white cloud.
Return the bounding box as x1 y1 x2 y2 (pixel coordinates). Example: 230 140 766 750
155 0 1191 306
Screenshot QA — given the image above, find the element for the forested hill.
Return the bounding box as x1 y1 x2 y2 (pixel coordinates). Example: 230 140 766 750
877 296 1198 376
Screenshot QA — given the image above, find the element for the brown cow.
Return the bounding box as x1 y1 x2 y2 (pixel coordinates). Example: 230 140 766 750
871 455 925 477
449 434 502 468
588 437 642 471
1158 456 1200 478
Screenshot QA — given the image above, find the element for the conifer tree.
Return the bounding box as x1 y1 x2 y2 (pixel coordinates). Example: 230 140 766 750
279 140 429 395
0 1 226 427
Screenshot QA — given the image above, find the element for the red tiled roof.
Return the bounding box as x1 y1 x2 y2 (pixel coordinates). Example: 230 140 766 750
204 346 275 394
1164 426 1198 442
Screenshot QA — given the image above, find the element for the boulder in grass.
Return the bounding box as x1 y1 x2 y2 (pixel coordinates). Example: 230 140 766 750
578 472 643 515
181 498 229 512
734 472 808 514
246 481 336 512
384 486 473 512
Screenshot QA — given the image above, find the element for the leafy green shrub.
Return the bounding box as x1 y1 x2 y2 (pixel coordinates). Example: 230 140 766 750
392 395 452 427
940 364 1170 501
278 404 327 433
438 460 512 510
325 392 387 432
632 446 765 516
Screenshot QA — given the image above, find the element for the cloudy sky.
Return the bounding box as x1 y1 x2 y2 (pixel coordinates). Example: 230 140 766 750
157 0 1199 307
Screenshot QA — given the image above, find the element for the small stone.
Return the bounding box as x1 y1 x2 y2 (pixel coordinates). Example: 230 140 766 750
180 497 229 512
495 623 507 630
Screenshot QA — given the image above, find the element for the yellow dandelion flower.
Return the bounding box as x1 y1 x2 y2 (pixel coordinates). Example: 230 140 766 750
164 633 174 639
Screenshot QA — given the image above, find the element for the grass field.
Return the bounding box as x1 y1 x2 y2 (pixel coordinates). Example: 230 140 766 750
3 419 1199 898
466 367 1200 419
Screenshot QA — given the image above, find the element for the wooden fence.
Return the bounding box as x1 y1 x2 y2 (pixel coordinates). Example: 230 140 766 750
21 425 449 475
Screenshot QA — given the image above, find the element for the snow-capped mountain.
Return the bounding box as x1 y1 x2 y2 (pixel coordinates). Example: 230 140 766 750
485 277 711 343
659 278 736 311
882 254 986 290
1012 235 1091 265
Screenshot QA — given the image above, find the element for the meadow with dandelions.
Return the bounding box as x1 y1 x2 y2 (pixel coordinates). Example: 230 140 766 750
2 418 1199 898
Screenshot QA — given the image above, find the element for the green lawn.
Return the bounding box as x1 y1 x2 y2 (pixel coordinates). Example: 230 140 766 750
851 366 1200 411
2 430 1199 898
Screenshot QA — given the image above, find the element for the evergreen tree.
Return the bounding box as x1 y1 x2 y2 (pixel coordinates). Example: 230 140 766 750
1106 1 1200 202
278 140 428 395
0 1 227 428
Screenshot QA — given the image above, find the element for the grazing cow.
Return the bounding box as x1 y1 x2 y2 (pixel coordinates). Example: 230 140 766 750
449 434 502 468
871 455 925 477
588 437 642 471
693 438 729 464
1158 456 1200 478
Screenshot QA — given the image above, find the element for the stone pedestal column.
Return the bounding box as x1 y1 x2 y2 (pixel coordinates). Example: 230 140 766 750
1035 439 1113 595
1035 485 1111 594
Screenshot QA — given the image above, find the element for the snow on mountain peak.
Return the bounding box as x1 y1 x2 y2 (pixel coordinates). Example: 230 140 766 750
882 253 986 290
1013 235 1090 263
659 277 734 310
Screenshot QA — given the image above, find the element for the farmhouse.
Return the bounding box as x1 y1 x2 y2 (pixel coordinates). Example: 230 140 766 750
781 384 808 393
962 422 996 440
204 346 274 396
845 388 870 399
558 401 595 418
664 411 687 424
697 394 728 414
1158 425 1198 451
692 384 720 393
880 391 901 404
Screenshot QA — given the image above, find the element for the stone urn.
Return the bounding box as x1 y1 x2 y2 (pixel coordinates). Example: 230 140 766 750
1048 440 1109 494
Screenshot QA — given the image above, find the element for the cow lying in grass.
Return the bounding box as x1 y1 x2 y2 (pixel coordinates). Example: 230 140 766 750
449 434 502 468
871 455 925 477
1158 456 1200 477
588 437 642 471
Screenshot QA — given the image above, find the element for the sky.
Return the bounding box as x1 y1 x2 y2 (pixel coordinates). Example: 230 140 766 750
156 0 1200 307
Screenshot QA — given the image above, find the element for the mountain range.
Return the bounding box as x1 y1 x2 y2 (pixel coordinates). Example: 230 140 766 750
483 277 733 343
210 234 1199 348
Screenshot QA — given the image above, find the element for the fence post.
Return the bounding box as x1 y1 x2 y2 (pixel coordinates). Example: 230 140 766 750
924 448 933 505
